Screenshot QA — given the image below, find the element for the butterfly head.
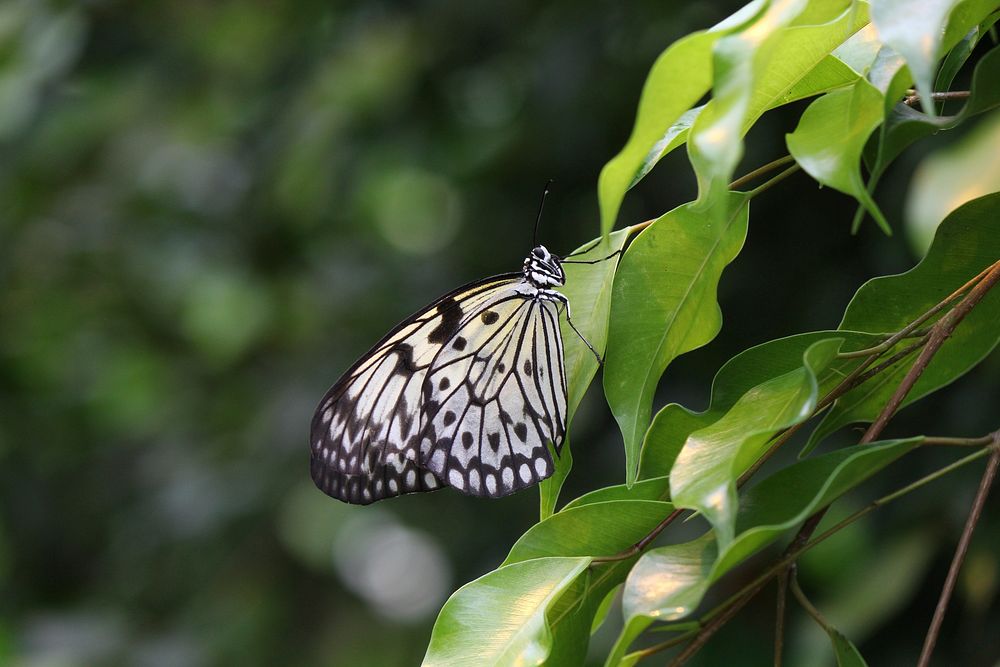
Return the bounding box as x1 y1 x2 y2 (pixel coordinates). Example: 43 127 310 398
524 245 565 287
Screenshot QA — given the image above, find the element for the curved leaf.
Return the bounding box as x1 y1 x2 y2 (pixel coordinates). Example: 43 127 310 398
505 500 673 564
604 194 750 485
562 476 671 510
423 556 590 667
540 227 632 518
786 77 890 232
638 330 879 477
807 193 1000 449
689 0 810 206
669 338 842 547
503 500 673 666
870 0 997 116
611 438 918 659
597 30 720 235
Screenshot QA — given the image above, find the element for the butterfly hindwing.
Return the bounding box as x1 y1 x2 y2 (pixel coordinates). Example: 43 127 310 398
310 275 522 504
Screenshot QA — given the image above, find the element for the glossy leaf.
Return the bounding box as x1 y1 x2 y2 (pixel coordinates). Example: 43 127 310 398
604 194 750 485
867 44 1000 209
423 556 590 667
611 439 918 659
870 0 991 116
562 476 671 510
505 500 673 564
786 77 890 233
503 500 673 666
638 3 869 182
540 227 632 518
597 30 720 235
688 0 810 206
638 330 880 479
670 338 843 547
807 193 1000 449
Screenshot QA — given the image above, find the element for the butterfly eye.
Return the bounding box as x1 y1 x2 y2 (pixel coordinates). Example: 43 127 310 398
532 248 545 259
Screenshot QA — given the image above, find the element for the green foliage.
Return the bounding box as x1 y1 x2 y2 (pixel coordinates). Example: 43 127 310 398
423 1 1000 664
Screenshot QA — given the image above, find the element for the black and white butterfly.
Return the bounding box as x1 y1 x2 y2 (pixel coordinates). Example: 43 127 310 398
310 209 609 504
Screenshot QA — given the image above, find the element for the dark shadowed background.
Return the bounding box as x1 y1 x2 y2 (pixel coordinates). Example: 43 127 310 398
2 1 998 665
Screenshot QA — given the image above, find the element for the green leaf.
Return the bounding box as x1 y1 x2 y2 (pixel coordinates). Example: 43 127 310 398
868 0 952 117
562 476 671 510
611 439 918 657
597 30 721 235
540 227 632 518
637 3 869 183
505 500 673 564
829 629 869 667
905 108 1000 254
688 0 811 206
670 338 843 548
638 330 880 479
604 194 750 485
870 0 997 116
422 556 590 667
503 500 673 666
786 77 891 233
867 44 1000 211
806 193 1000 449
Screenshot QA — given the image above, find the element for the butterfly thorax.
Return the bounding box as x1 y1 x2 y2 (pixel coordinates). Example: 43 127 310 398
523 245 565 288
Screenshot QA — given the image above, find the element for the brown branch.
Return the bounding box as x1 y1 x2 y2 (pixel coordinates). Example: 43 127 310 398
774 568 790 666
729 155 796 190
917 438 1000 667
903 90 971 107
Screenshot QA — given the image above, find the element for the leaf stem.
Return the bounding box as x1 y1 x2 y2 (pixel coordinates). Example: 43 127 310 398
747 164 801 199
903 89 971 107
729 155 796 190
917 437 1000 667
789 572 832 633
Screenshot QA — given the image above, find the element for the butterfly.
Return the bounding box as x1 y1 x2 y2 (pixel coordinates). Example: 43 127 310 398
310 196 613 504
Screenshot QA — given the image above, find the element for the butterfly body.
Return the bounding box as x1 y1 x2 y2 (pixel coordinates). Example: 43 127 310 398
311 245 569 504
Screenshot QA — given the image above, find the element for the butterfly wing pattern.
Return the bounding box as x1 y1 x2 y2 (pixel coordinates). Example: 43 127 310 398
310 245 571 504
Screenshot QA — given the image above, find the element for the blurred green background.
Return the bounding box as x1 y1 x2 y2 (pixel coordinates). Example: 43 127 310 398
1 1 998 666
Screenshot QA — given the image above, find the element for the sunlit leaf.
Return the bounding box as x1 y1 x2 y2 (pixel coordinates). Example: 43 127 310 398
786 77 890 233
597 30 721 235
870 0 995 116
609 439 918 659
638 330 880 479
423 556 590 667
688 0 811 207
604 194 750 485
562 476 671 510
670 338 843 548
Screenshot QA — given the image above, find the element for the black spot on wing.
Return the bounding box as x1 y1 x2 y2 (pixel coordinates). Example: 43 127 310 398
427 297 463 343
481 310 499 324
390 342 419 373
452 336 467 351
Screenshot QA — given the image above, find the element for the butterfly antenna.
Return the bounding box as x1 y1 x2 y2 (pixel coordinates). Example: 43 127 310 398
533 179 553 248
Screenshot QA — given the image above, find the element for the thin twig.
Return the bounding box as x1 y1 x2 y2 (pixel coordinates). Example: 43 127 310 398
860 262 1000 443
729 155 796 190
774 569 790 666
789 573 832 632
903 89 971 107
748 164 801 198
917 438 1000 667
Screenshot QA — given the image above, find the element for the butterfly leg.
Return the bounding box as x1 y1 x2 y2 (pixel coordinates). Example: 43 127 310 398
542 291 604 365
560 248 623 265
